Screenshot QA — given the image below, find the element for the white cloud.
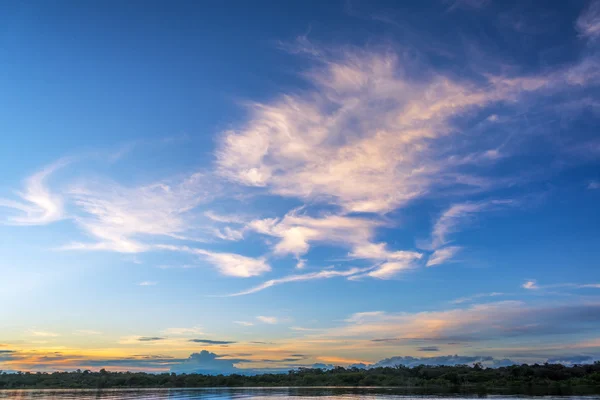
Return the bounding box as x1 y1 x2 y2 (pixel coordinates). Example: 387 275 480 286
431 203 487 249
138 281 157 286
349 242 418 261
427 246 461 267
426 200 514 265
248 210 380 258
365 261 418 279
588 180 600 189
348 243 423 279
522 280 538 290
204 211 246 224
212 226 245 241
518 281 600 291
62 172 213 253
157 245 271 278
248 210 422 278
233 321 254 326
226 267 369 296
198 251 270 277
0 159 70 225
216 50 553 215
257 316 278 324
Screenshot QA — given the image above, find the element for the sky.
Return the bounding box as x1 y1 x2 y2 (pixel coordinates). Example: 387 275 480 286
1 0 600 373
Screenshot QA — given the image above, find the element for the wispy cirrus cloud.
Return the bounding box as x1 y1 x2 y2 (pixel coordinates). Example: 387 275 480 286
157 244 270 278
577 0 600 42
427 246 461 267
451 292 505 304
0 159 70 226
257 316 278 324
215 45 582 216
225 267 369 296
349 242 423 279
425 200 515 265
62 173 213 253
431 201 513 249
521 280 600 291
161 327 203 336
234 321 254 327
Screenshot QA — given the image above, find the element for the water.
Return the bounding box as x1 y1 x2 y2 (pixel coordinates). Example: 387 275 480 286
0 388 599 400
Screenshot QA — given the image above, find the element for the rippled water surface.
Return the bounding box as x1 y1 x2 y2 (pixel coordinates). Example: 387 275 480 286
1 388 599 400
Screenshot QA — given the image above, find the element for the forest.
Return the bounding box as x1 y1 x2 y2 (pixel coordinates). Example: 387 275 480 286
2 362 600 394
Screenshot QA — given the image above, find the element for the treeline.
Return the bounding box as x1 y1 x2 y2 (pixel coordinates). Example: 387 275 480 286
2 363 600 394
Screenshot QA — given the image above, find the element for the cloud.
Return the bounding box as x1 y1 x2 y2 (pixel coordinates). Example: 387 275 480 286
248 210 380 259
161 327 203 336
157 245 270 278
26 330 59 338
373 355 515 368
519 280 600 291
216 45 572 216
248 210 421 278
417 346 440 352
225 267 369 296
257 316 278 324
347 243 423 279
522 280 539 290
451 292 505 304
589 180 600 189
62 172 213 253
189 339 237 345
212 226 245 241
426 246 461 267
431 202 488 249
0 159 70 225
137 337 165 342
170 350 241 374
576 0 600 42
138 281 157 286
194 250 270 278
234 321 254 326
362 260 420 279
324 301 600 344
427 200 514 264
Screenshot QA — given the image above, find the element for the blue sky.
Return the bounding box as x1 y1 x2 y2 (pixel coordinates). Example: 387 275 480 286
1 0 600 373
